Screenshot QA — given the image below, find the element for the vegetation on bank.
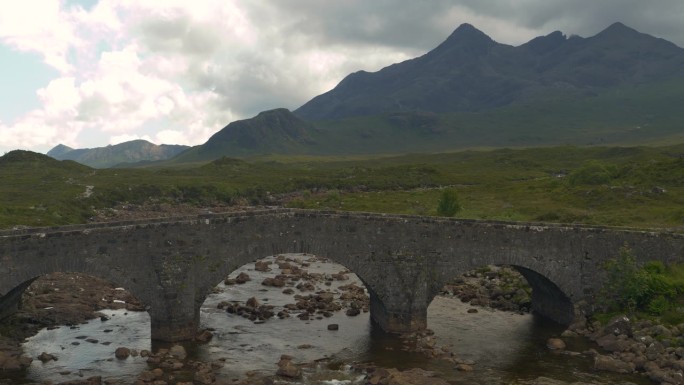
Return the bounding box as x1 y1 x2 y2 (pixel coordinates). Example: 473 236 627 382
0 143 682 231
598 247 684 326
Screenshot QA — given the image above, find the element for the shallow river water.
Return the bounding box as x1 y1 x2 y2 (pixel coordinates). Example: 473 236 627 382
16 254 651 384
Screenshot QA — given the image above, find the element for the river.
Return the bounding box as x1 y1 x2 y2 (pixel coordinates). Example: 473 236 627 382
15 254 650 385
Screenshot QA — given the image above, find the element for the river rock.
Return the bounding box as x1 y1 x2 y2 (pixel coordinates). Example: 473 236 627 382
138 370 156 381
246 297 260 308
151 367 164 378
327 323 339 331
0 351 32 371
276 355 301 378
262 277 286 287
346 308 361 316
56 376 102 385
603 315 632 337
194 368 216 385
114 347 130 359
383 368 450 385
169 344 187 360
596 334 632 353
254 260 271 271
593 354 633 373
195 329 214 342
546 338 566 350
235 272 251 284
38 351 58 362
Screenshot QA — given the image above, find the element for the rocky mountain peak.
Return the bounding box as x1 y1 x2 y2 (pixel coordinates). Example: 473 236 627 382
435 23 495 50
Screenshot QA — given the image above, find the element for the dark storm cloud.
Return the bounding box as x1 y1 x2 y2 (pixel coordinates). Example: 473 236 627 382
254 0 684 51
435 0 684 46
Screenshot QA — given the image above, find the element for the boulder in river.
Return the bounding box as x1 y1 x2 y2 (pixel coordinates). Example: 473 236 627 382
546 338 566 350
38 351 58 362
195 329 214 343
169 344 187 360
235 272 251 284
276 355 301 379
254 260 271 271
114 347 130 359
593 354 634 373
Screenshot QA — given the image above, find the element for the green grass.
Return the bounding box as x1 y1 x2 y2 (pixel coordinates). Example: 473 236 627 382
0 143 683 231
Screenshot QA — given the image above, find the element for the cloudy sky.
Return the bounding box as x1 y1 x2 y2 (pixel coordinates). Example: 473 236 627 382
1 0 683 154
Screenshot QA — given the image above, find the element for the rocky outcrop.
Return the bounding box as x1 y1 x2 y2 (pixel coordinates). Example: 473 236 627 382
444 265 532 313
565 314 684 384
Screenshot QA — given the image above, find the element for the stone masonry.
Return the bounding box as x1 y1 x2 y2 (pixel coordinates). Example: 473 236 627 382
1 208 683 341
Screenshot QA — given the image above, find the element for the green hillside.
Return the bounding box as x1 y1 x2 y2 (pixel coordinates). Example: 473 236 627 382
2 145 682 231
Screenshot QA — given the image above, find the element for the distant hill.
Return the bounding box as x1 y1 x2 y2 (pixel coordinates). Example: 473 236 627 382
47 140 190 168
295 22 684 120
171 108 317 163
0 150 90 171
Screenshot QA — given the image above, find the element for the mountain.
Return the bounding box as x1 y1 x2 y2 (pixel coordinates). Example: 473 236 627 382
171 108 318 162
159 23 684 164
295 22 684 120
47 140 190 168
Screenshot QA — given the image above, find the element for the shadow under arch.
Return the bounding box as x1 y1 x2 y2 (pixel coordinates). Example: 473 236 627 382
0 277 39 320
429 264 575 326
512 265 575 325
0 272 152 332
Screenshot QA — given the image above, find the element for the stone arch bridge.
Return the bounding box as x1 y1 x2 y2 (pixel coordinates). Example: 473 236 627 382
1 209 683 342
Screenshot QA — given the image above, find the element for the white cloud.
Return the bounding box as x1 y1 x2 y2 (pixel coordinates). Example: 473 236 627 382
0 111 82 151
0 0 80 72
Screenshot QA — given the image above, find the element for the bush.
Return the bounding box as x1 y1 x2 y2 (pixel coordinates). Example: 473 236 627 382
568 160 617 186
436 189 461 217
601 246 678 316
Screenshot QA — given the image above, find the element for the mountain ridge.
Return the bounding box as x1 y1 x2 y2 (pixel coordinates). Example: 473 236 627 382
46 22 684 166
171 108 318 163
294 22 684 120
48 139 190 168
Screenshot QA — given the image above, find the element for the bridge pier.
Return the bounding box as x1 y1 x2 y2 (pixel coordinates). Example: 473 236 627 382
371 306 427 332
150 309 199 342
367 283 428 333
147 255 203 342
